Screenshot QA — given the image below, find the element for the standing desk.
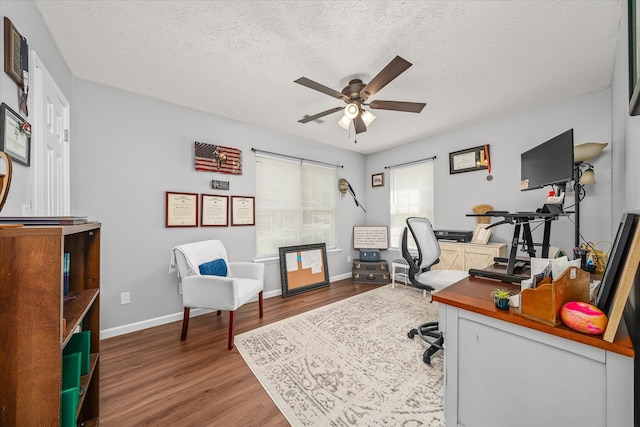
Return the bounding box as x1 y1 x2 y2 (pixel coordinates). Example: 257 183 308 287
467 211 564 283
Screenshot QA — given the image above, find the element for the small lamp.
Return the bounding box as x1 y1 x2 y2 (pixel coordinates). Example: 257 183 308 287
338 115 351 129
574 142 608 162
361 109 376 126
579 166 596 185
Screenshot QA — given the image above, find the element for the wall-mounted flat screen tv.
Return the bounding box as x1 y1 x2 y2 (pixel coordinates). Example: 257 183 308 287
521 129 575 191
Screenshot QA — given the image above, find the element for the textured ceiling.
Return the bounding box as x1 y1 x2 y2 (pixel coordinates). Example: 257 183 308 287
34 1 622 155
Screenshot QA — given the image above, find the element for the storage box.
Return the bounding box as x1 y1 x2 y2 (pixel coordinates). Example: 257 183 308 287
519 267 590 326
359 249 380 262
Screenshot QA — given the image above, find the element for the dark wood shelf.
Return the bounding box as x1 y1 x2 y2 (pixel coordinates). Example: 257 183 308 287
0 223 101 425
63 289 99 346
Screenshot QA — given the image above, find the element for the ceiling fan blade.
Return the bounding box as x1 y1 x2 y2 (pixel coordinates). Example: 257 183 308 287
294 77 347 100
298 106 344 123
360 56 412 99
369 100 426 113
353 114 367 134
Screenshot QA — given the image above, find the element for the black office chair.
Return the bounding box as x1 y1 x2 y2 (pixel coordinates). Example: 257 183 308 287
401 217 468 364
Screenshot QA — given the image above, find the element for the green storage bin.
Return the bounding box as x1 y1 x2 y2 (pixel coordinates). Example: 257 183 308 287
60 386 79 427
64 330 91 375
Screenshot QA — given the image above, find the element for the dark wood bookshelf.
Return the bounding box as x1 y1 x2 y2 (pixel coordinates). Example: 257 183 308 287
0 223 101 425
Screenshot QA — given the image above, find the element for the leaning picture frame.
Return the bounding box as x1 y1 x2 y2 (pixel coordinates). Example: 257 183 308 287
279 243 329 297
471 223 492 245
0 103 30 166
596 212 639 314
630 0 640 115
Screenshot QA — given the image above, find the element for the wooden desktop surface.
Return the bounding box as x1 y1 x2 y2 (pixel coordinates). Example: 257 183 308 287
433 275 634 357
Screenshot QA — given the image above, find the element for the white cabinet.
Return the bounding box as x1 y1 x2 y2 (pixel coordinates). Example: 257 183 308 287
433 241 506 270
439 305 633 427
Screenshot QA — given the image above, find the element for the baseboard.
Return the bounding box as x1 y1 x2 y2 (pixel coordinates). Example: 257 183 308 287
100 273 352 339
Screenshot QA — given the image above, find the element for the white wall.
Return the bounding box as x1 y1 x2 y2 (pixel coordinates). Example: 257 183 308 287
0 0 73 216
72 79 367 332
367 89 613 263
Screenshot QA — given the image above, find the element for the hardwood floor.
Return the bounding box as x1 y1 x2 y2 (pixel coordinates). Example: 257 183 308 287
100 279 384 426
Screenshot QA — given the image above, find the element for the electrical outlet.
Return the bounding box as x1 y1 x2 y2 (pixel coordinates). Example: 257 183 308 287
120 291 130 305
347 255 352 263
22 204 30 216
178 283 183 295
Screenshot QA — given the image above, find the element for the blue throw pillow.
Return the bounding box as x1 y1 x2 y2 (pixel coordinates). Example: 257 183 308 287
199 259 228 277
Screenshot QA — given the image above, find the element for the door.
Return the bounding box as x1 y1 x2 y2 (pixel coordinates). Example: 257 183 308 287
31 52 70 216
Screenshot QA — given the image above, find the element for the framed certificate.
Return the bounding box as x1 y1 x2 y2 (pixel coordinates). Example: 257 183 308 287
449 145 489 174
165 191 198 227
0 103 30 166
201 194 228 226
230 196 255 226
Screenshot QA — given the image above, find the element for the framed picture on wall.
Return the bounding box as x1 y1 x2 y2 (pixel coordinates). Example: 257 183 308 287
3 17 24 88
230 196 255 226
449 145 489 174
201 194 228 226
0 103 30 166
371 173 384 187
165 191 198 227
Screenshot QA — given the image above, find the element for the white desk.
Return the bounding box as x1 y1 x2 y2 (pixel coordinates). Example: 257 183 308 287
433 277 634 427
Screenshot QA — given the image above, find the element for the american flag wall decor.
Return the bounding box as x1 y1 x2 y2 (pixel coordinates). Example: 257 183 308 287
194 141 243 175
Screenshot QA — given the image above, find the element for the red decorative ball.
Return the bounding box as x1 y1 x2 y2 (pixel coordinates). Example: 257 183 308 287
560 302 608 334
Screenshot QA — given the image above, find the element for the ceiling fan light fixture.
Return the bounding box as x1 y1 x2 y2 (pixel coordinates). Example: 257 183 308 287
338 115 351 129
344 103 359 119
361 110 376 126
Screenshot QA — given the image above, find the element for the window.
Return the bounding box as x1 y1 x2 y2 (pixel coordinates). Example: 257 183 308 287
256 155 337 257
389 160 434 250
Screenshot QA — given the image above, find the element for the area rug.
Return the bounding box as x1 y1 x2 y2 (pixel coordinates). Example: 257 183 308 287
235 284 445 426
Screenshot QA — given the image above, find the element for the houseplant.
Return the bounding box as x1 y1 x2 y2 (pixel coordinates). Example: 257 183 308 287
490 288 513 310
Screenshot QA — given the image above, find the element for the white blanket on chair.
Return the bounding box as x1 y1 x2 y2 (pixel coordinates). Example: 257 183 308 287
169 240 227 276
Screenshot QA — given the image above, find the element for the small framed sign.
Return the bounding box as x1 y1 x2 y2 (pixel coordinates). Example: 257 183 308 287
471 223 492 245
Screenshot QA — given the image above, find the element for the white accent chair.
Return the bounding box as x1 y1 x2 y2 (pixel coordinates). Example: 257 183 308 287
171 240 264 349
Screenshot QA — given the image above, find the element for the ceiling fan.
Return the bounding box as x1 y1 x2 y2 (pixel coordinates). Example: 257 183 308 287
295 55 426 134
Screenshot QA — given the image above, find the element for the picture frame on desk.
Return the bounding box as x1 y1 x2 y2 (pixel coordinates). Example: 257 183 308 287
471 223 492 245
596 213 639 315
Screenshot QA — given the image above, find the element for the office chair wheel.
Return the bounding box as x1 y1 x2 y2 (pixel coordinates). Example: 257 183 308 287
408 329 418 339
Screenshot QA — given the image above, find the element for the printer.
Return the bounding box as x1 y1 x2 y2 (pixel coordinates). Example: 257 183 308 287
434 229 474 242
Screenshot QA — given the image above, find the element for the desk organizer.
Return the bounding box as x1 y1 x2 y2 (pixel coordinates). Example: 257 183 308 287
519 267 590 326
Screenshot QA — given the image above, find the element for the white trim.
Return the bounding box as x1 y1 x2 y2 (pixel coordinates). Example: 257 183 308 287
100 272 353 339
